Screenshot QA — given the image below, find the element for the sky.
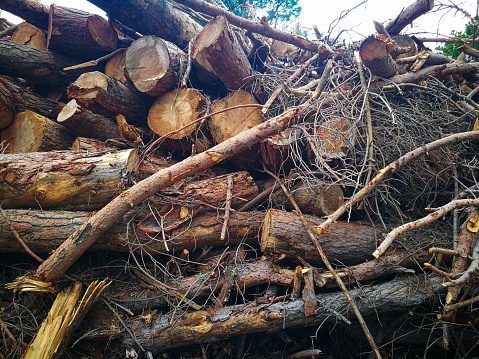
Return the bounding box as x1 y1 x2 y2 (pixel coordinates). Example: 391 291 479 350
1 0 477 44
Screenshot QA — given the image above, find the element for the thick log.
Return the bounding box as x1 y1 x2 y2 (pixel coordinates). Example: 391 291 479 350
0 75 63 129
125 36 186 97
1 110 74 153
10 22 46 49
0 40 102 86
386 0 434 36
359 35 399 78
47 5 117 59
193 15 252 90
57 99 120 141
147 88 206 139
0 0 50 30
67 71 154 125
0 149 138 210
104 48 127 83
87 0 202 49
261 208 377 266
87 275 444 354
0 209 264 253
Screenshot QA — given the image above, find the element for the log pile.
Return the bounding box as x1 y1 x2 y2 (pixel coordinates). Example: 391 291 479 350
1 0 479 358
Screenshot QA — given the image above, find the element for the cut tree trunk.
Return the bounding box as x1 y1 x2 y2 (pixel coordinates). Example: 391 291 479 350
10 22 46 49
67 71 154 125
359 35 399 78
0 209 264 253
104 48 127 83
87 0 202 49
386 0 434 36
0 149 138 210
0 0 50 30
125 36 187 96
1 110 74 153
0 40 102 86
0 75 64 129
57 99 120 141
193 15 252 90
261 208 377 266
47 5 118 59
84 275 444 354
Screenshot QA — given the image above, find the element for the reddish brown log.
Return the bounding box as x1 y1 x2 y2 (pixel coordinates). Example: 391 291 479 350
11 22 46 49
47 5 117 59
0 149 138 210
125 36 187 96
386 0 434 36
57 99 120 141
359 35 399 78
0 75 63 129
261 208 377 266
193 15 252 90
261 127 302 174
1 110 74 153
67 71 154 125
0 40 102 86
0 0 50 30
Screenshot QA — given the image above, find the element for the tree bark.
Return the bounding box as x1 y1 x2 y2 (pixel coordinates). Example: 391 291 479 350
0 148 138 210
10 22 46 49
0 75 63 129
260 127 302 174
57 99 120 141
193 15 252 90
27 109 297 285
0 0 50 30
67 71 154 125
359 35 399 78
47 5 117 59
261 208 377 266
87 0 202 49
385 0 434 36
1 110 74 153
0 40 102 86
125 36 187 96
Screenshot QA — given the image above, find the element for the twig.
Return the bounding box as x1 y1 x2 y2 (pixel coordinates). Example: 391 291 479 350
181 38 194 87
443 237 479 288
262 53 319 114
423 263 451 280
238 181 280 212
374 198 479 258
444 293 479 312
63 48 127 71
263 167 382 359
316 131 479 245
220 174 234 240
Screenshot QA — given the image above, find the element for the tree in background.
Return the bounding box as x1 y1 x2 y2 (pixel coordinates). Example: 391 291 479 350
222 0 301 28
436 17 479 59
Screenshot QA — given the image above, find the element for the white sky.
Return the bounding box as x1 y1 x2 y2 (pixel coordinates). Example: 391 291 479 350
1 0 477 44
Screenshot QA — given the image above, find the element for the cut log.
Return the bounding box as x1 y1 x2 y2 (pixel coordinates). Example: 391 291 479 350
270 181 344 217
261 208 377 266
385 0 434 36
0 0 50 30
193 15 252 90
359 35 399 78
1 110 74 153
0 149 138 210
57 99 120 141
47 5 117 59
67 71 154 125
260 127 302 174
0 40 102 86
147 88 206 141
10 22 46 49
0 209 264 254
87 0 202 49
270 39 303 62
84 275 444 354
104 48 127 83
125 36 186 97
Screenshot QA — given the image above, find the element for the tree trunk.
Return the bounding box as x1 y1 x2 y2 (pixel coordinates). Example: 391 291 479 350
1 110 74 153
261 208 377 266
10 22 46 49
57 99 120 141
0 148 138 210
193 15 252 90
67 71 154 125
386 0 434 36
47 5 117 59
260 127 302 174
0 40 102 86
359 35 399 78
125 36 187 96
0 0 50 30
87 0 202 49
0 75 63 129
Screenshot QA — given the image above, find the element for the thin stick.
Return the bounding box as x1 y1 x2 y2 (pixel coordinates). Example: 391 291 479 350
181 38 194 87
238 182 280 212
374 198 479 258
63 48 126 71
316 131 479 242
220 174 234 240
263 168 382 359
